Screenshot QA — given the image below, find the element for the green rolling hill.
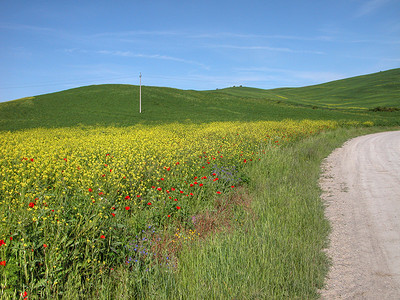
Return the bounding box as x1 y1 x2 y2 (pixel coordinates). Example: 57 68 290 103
0 68 399 131
219 68 400 110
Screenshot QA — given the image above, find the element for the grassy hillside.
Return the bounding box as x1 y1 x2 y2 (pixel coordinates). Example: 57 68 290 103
222 68 400 111
0 69 399 131
273 68 400 110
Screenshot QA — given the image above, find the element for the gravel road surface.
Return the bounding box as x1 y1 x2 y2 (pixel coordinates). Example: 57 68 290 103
319 131 400 299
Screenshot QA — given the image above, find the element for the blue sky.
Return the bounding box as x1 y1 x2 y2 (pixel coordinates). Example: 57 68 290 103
1 0 399 102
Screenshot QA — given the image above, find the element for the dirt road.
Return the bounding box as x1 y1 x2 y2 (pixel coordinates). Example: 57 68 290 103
319 131 400 299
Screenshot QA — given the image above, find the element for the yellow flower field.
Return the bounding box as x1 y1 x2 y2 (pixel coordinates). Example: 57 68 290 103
0 119 336 295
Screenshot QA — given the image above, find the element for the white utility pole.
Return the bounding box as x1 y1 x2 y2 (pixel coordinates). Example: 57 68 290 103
139 72 142 113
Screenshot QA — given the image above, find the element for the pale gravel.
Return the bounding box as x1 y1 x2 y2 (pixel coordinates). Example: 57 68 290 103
319 131 400 299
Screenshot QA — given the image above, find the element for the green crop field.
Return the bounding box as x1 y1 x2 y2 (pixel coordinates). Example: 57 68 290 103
0 69 399 299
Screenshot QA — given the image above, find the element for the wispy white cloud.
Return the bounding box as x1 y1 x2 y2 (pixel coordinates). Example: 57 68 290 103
64 48 209 69
342 54 400 62
347 38 400 44
207 44 325 55
191 32 333 42
0 23 57 34
90 30 181 39
96 50 210 69
86 29 334 44
355 0 391 17
235 67 345 84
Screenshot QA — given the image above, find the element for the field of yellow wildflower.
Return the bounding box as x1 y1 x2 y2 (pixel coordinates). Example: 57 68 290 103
0 120 336 298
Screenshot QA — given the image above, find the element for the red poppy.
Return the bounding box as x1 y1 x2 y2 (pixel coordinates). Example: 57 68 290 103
243 159 247 163
30 158 34 162
157 187 162 191
100 235 105 239
111 213 116 217
99 192 104 196
137 195 141 198
0 261 5 266
199 183 203 187
29 202 35 208
176 206 181 210
125 195 130 200
111 206 115 210
167 215 171 217
216 191 221 194
231 185 235 188
147 202 152 205
125 206 130 210
160 178 164 181
9 237 12 241
171 188 176 191
0 240 5 246
43 244 47 248
22 291 27 298
212 173 216 176
180 191 184 194
88 188 93 192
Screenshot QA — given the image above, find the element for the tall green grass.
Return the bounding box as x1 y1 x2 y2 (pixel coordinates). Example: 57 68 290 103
152 127 395 299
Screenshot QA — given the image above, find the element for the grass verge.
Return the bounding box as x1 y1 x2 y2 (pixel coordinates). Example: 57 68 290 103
136 127 395 299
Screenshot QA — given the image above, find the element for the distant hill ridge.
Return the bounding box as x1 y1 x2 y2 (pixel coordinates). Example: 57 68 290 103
221 68 400 110
0 68 399 131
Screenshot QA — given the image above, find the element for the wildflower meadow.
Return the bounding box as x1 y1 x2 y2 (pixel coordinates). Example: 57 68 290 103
0 120 337 298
